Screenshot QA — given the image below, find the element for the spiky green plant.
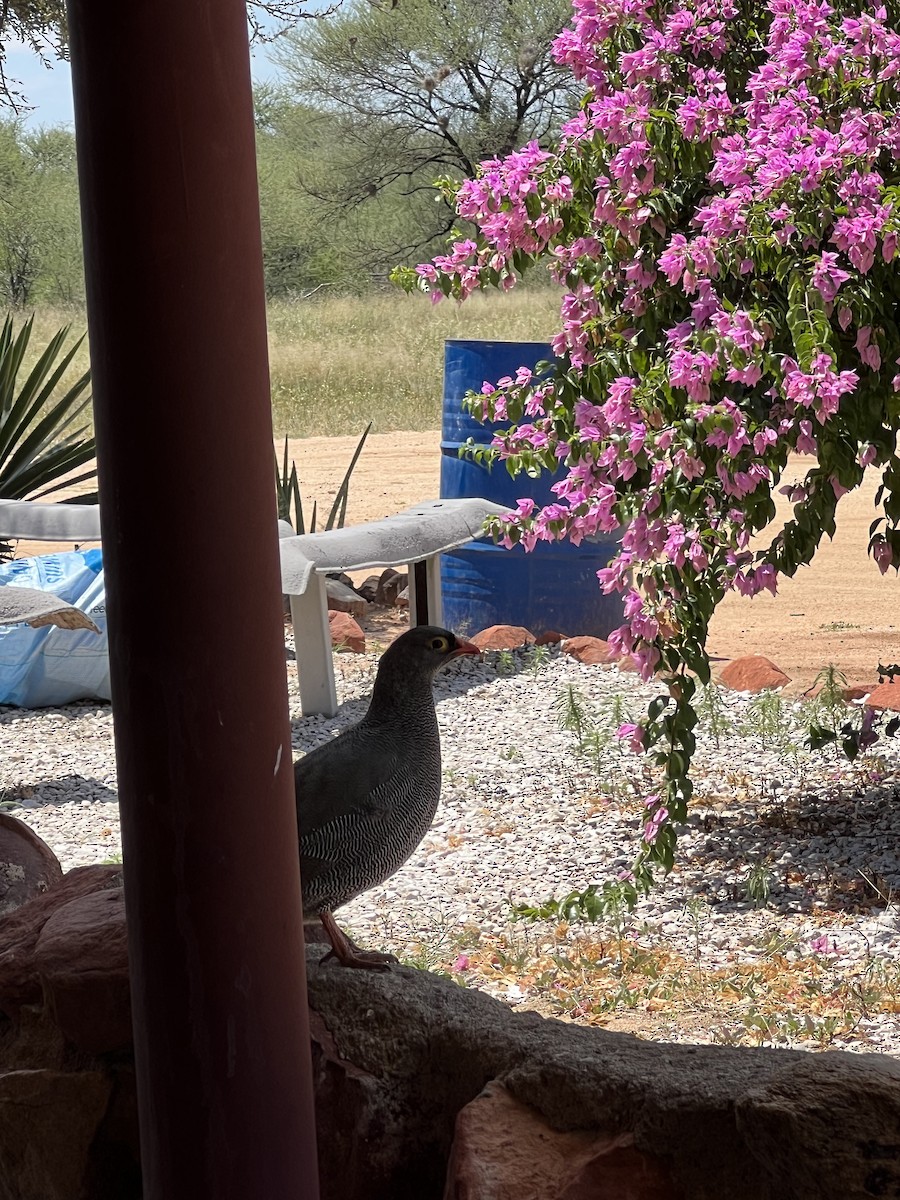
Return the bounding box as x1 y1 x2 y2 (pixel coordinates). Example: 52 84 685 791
0 315 97 558
0 315 95 499
275 420 372 534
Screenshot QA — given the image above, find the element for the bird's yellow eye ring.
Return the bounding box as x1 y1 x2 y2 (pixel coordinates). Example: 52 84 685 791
430 635 450 652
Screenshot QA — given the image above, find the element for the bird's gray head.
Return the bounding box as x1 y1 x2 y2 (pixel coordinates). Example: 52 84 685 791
378 625 480 680
366 626 480 717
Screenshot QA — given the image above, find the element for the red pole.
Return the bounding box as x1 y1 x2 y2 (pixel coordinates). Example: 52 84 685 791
64 2 320 1196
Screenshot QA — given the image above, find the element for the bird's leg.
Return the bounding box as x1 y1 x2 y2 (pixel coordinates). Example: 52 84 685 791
318 911 399 971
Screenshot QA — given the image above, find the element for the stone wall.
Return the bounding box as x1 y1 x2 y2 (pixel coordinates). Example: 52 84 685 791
0 828 898 1199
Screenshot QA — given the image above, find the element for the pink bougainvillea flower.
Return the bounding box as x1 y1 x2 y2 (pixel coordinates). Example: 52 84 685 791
616 722 646 753
810 934 839 957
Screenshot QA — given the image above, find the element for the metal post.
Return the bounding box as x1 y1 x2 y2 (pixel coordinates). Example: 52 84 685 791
65 2 320 1196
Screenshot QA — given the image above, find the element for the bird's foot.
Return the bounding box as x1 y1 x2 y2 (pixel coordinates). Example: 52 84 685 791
318 911 398 971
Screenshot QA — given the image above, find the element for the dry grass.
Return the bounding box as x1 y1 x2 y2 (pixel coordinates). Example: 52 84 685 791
267 288 560 437
10 288 562 439
388 915 900 1052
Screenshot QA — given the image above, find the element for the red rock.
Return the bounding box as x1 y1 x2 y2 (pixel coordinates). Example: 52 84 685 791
34 888 131 1054
535 630 565 645
328 610 366 653
718 655 790 693
396 586 409 609
471 625 535 651
842 683 878 703
443 1080 682 1200
0 813 63 918
865 681 900 712
561 636 617 665
616 655 640 673
0 865 123 1017
0 1069 112 1200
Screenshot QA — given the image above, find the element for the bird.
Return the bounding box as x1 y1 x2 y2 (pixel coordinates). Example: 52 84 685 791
294 624 480 969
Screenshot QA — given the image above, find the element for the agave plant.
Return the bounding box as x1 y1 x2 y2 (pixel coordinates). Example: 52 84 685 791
0 314 96 503
275 420 371 535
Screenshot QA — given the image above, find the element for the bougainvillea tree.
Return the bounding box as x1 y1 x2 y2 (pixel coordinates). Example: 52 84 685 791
394 0 900 899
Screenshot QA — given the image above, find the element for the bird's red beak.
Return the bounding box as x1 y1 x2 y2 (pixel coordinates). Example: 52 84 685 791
447 640 480 661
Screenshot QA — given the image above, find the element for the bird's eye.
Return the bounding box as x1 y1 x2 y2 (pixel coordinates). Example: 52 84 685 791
430 636 449 652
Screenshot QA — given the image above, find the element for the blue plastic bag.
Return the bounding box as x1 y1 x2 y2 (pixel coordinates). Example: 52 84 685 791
0 549 110 706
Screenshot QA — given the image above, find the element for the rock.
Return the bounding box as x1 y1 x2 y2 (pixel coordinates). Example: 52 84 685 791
0 865 123 1017
0 1004 68 1072
718 655 791 693
842 683 877 703
376 569 408 607
396 587 409 610
561 636 617 666
34 889 130 1054
328 611 366 653
0 911 894 1200
325 577 369 620
326 571 355 590
735 1054 900 1200
535 631 565 646
444 1080 681 1199
0 814 63 918
302 948 900 1200
471 626 535 652
864 681 900 712
357 574 383 604
0 1069 112 1200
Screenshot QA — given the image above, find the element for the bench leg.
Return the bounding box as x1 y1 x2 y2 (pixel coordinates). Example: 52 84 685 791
289 576 338 717
407 555 442 628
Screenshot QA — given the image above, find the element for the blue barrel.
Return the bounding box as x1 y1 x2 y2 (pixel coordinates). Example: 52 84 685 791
439 339 623 638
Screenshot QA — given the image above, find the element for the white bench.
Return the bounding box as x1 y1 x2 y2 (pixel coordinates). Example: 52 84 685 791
0 496 509 716
278 497 508 715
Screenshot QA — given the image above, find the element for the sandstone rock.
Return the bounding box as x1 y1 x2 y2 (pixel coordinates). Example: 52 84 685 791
444 1080 681 1199
34 888 130 1054
535 630 565 646
0 814 62 918
0 865 123 1017
396 587 409 609
328 610 366 653
864 681 900 712
842 683 877 703
302 948 900 1200
0 1003 67 1072
376 569 408 607
0 1069 111 1200
325 576 369 620
357 574 383 604
561 636 617 666
0 905 896 1200
471 626 535 652
735 1054 900 1200
718 655 791 693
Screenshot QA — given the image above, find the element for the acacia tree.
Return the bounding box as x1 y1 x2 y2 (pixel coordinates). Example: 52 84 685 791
0 121 83 305
397 0 900 902
270 0 579 263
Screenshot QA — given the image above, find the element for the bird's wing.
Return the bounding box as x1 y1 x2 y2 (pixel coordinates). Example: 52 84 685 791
296 731 405 883
294 727 403 835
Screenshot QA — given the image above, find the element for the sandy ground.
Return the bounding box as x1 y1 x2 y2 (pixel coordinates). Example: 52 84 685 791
15 430 898 693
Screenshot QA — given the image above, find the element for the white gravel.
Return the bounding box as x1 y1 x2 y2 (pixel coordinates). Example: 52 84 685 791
3 639 899 1054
